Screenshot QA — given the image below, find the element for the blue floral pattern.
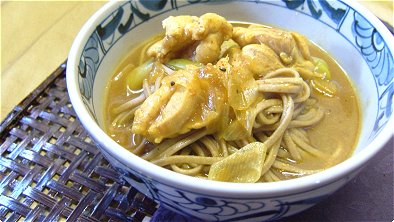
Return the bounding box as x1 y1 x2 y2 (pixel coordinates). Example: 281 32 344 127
96 135 355 221
78 32 102 118
76 0 393 221
282 0 348 30
352 12 394 139
144 178 347 221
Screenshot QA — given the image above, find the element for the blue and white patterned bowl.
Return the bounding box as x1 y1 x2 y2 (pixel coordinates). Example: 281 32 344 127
66 1 394 221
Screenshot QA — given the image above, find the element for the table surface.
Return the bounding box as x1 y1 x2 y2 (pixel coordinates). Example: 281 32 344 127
1 1 393 221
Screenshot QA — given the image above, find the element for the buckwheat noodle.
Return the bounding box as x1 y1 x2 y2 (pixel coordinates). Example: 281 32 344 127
110 66 325 182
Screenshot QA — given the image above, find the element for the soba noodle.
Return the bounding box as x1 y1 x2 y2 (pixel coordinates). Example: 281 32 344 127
104 13 360 183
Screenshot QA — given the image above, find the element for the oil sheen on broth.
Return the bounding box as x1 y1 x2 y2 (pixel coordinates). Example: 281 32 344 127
103 17 360 183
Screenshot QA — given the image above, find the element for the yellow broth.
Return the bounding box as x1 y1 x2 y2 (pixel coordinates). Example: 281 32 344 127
103 24 360 180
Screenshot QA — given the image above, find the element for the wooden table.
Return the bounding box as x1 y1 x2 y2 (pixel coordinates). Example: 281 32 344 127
1 1 106 120
1 1 393 120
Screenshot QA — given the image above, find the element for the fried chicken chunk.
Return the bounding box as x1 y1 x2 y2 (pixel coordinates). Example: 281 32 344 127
147 13 233 64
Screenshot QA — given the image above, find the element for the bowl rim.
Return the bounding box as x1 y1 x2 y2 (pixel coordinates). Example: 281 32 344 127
66 0 394 198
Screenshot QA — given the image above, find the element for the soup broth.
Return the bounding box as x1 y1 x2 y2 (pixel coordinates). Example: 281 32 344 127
103 15 360 182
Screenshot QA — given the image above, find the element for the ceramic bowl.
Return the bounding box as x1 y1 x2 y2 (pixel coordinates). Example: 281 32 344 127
66 1 394 221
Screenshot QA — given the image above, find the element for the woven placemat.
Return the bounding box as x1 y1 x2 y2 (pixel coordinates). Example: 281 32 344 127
0 62 157 222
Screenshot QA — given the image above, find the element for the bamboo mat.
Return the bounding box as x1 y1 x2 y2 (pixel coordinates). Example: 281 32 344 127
0 63 157 221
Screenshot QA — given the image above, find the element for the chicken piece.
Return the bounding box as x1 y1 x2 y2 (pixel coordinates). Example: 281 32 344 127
233 26 296 59
148 85 198 142
131 83 175 138
290 32 316 79
291 32 312 61
232 26 315 79
147 16 197 62
241 44 284 77
132 59 232 144
147 13 233 64
222 43 283 78
132 68 202 143
193 13 233 63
